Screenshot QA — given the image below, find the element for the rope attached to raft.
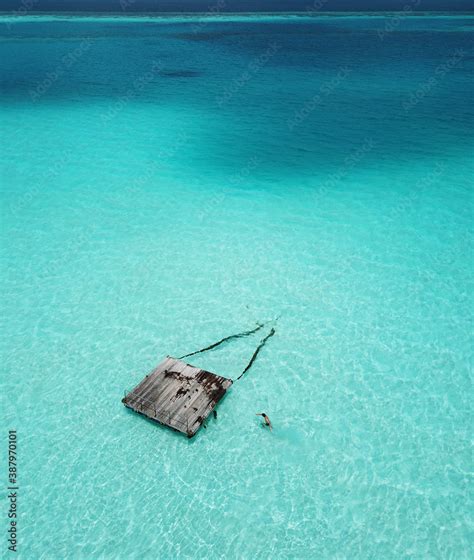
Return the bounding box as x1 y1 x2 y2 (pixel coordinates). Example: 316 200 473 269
236 327 276 380
179 319 278 379
179 322 266 360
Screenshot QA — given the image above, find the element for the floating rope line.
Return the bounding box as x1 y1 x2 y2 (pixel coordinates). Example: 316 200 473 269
179 322 266 360
236 328 276 381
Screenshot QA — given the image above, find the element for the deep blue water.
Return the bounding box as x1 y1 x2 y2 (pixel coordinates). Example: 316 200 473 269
1 0 473 13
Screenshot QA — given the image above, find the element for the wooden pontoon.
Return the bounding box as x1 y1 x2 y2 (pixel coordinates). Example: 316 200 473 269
122 356 233 437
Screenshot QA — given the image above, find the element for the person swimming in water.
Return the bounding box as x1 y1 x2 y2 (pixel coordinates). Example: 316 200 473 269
256 413 272 431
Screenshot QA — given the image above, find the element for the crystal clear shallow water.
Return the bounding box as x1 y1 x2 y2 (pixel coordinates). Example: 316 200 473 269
0 14 473 559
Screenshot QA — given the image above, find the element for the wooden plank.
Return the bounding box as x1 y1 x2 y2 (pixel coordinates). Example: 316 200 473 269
123 357 233 437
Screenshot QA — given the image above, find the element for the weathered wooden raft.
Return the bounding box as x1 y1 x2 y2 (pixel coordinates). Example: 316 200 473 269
122 356 233 437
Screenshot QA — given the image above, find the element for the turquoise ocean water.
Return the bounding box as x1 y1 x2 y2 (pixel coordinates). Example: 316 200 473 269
1 13 473 559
